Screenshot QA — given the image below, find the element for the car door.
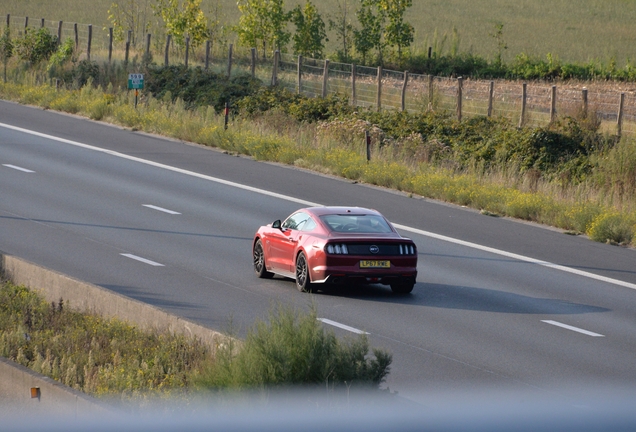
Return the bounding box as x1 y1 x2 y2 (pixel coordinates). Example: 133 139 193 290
267 212 310 273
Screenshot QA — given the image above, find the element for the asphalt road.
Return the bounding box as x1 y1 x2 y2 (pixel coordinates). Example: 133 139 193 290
1 100 636 406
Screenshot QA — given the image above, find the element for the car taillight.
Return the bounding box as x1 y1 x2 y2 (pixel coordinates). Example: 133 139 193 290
399 244 416 255
326 243 349 255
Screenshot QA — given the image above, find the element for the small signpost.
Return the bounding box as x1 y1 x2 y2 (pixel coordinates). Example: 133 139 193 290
128 73 144 108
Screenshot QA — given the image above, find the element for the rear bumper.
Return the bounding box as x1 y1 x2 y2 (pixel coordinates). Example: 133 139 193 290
313 272 417 286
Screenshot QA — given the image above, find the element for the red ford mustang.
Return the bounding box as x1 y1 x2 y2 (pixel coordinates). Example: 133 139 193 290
253 207 418 294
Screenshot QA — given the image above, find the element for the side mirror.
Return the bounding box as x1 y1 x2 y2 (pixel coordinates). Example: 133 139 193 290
272 220 282 230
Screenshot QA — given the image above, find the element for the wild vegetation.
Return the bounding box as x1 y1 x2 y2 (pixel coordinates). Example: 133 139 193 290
0 281 392 397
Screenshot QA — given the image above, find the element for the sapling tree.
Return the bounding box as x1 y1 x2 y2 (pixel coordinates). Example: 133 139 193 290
291 1 327 58
0 26 13 83
106 0 152 45
153 0 210 48
236 0 290 59
327 0 354 62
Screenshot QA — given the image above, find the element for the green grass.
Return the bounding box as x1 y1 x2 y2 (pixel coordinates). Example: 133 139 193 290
3 0 636 66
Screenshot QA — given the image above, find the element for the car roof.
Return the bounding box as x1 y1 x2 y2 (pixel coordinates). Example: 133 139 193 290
303 206 383 217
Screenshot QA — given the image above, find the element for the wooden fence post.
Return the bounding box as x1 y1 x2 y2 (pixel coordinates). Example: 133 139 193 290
24 16 28 30
401 71 409 111
145 33 151 56
456 77 463 121
271 49 279 85
487 81 494 117
582 88 588 118
6 14 10 28
351 64 357 106
57 21 63 45
205 40 211 70
228 43 234 78
87 24 92 61
376 66 382 112
40 18 45 28
297 55 303 94
250 48 256 78
108 28 113 63
74 23 78 49
125 30 131 64
519 83 527 127
617 93 625 139
365 130 371 161
428 75 434 110
550 85 557 122
185 35 190 67
322 59 330 97
164 35 171 66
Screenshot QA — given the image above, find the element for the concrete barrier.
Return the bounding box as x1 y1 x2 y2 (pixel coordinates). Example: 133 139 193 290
0 357 108 417
0 253 225 350
0 252 227 413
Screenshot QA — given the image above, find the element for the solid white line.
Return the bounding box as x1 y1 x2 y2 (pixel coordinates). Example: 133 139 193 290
318 318 369 335
541 320 604 337
0 123 317 207
392 222 636 292
143 204 181 215
3 164 35 173
120 253 165 267
2 121 636 292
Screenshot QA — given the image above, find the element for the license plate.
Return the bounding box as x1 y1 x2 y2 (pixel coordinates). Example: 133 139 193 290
360 260 390 269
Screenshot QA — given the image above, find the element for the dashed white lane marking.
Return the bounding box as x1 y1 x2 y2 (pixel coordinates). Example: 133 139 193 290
318 318 369 335
120 253 165 267
541 320 604 337
3 164 35 173
3 122 636 292
143 204 181 215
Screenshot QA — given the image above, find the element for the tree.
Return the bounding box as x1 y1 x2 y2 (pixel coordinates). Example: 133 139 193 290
291 1 327 58
353 0 413 65
0 26 13 83
236 0 290 59
204 0 228 50
153 0 210 48
106 0 152 46
327 0 354 62
353 0 385 64
382 0 414 63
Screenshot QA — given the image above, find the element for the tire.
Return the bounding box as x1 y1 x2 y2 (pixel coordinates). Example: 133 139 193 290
295 252 314 293
253 239 274 278
390 281 414 294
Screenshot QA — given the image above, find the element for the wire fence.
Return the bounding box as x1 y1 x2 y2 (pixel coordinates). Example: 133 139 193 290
4 13 636 137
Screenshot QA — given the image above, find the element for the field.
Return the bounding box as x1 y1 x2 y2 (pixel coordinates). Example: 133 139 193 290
2 0 636 66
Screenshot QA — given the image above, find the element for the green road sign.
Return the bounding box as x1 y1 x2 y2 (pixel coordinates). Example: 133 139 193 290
128 73 144 90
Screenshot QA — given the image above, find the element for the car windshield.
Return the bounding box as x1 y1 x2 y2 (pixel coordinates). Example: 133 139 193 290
319 214 393 233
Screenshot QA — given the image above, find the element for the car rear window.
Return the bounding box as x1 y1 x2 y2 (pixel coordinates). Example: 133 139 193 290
319 214 393 233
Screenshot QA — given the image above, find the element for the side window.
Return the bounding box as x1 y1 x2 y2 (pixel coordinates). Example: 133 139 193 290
282 212 310 230
301 217 316 232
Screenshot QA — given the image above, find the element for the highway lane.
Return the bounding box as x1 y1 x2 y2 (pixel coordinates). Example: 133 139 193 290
2 101 636 405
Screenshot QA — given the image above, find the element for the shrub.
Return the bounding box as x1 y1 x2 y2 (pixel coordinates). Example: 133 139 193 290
199 305 391 390
145 65 262 113
14 28 58 65
586 212 635 244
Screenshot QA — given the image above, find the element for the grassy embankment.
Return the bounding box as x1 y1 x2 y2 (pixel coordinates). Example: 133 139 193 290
0 281 391 398
1 66 634 246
